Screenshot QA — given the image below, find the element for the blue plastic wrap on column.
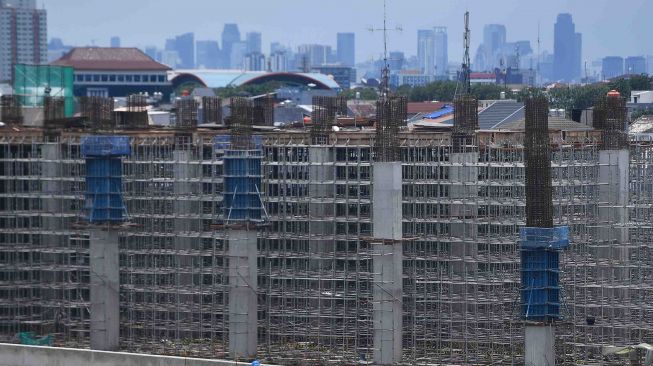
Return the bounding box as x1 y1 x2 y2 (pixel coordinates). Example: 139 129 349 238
520 226 569 321
223 149 263 221
81 136 131 223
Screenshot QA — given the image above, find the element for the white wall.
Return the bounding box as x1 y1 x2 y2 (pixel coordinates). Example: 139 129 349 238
0 343 267 366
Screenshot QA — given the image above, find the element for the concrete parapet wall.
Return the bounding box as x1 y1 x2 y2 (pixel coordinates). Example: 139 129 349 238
0 343 266 366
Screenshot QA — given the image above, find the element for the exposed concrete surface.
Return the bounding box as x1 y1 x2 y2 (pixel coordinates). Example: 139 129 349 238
525 325 555 366
0 343 269 366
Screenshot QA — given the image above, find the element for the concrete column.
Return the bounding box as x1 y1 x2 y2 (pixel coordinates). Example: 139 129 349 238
308 146 334 267
525 325 555 366
173 150 199 284
449 152 479 276
597 149 630 280
372 161 402 365
90 228 120 351
41 144 62 288
228 229 258 360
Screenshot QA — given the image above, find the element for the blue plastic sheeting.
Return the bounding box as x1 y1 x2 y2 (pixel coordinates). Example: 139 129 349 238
520 226 569 250
521 249 562 320
84 158 127 222
213 135 263 151
423 104 454 119
520 226 569 321
223 150 263 221
81 135 131 157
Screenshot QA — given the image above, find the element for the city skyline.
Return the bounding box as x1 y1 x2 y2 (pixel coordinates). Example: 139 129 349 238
44 0 652 64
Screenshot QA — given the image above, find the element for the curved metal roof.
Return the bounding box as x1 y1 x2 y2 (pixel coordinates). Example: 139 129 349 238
168 69 341 90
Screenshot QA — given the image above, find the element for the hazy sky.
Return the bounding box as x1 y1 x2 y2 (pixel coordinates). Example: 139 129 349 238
44 0 652 63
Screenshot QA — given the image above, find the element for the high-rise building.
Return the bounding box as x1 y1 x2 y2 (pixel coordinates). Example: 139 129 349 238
110 36 121 48
196 40 220 69
174 33 194 69
221 23 241 68
269 51 287 72
433 27 448 77
337 32 355 67
388 51 404 71
483 24 506 69
270 42 284 54
0 0 47 81
553 13 582 82
244 52 265 71
602 56 624 79
144 46 158 61
625 56 646 75
417 29 435 75
647 55 653 75
230 41 247 70
47 38 71 63
245 32 262 54
297 44 331 68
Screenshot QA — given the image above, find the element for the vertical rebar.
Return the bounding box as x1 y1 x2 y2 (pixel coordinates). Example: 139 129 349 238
311 96 344 145
452 95 479 153
202 96 222 124
524 96 553 228
175 98 199 128
230 97 254 149
594 94 628 150
0 95 22 124
79 96 115 129
253 95 274 126
374 96 406 162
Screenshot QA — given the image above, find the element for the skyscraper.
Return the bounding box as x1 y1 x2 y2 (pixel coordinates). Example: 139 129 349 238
417 29 435 75
553 13 582 82
230 41 247 70
433 27 448 77
482 24 507 70
110 36 121 48
196 40 220 69
602 56 624 79
221 24 241 68
297 44 331 68
0 0 47 82
174 33 195 69
337 32 355 67
245 32 262 54
625 56 647 75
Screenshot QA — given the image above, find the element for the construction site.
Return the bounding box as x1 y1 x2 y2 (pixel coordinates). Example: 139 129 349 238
0 81 652 365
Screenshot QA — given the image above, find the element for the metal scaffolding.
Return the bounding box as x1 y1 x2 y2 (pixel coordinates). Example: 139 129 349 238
0 122 652 364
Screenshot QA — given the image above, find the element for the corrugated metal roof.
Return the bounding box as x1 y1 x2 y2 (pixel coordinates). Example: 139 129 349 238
478 100 524 129
170 70 341 90
497 115 594 131
51 47 170 71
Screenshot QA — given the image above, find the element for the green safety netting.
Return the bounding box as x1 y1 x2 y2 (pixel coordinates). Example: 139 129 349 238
13 64 74 117
17 332 53 346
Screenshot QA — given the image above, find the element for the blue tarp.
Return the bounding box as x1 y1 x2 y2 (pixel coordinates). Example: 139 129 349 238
423 104 454 119
81 136 131 157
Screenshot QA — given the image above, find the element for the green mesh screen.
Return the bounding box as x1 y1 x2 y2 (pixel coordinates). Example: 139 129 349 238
13 64 75 117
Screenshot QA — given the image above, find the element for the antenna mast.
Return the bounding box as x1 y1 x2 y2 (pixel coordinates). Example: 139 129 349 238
462 11 471 95
380 0 390 98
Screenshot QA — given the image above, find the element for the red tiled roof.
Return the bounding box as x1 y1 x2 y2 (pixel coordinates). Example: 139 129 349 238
407 102 447 114
470 72 495 79
51 47 171 71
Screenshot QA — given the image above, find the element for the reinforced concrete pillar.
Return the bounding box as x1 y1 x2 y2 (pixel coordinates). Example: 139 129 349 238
308 146 334 268
525 325 555 366
228 229 258 360
597 149 630 280
449 152 479 277
372 161 402 364
90 228 120 351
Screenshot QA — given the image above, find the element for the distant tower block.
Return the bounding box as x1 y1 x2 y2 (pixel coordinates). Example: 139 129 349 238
81 135 131 351
223 98 262 360
521 97 569 366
